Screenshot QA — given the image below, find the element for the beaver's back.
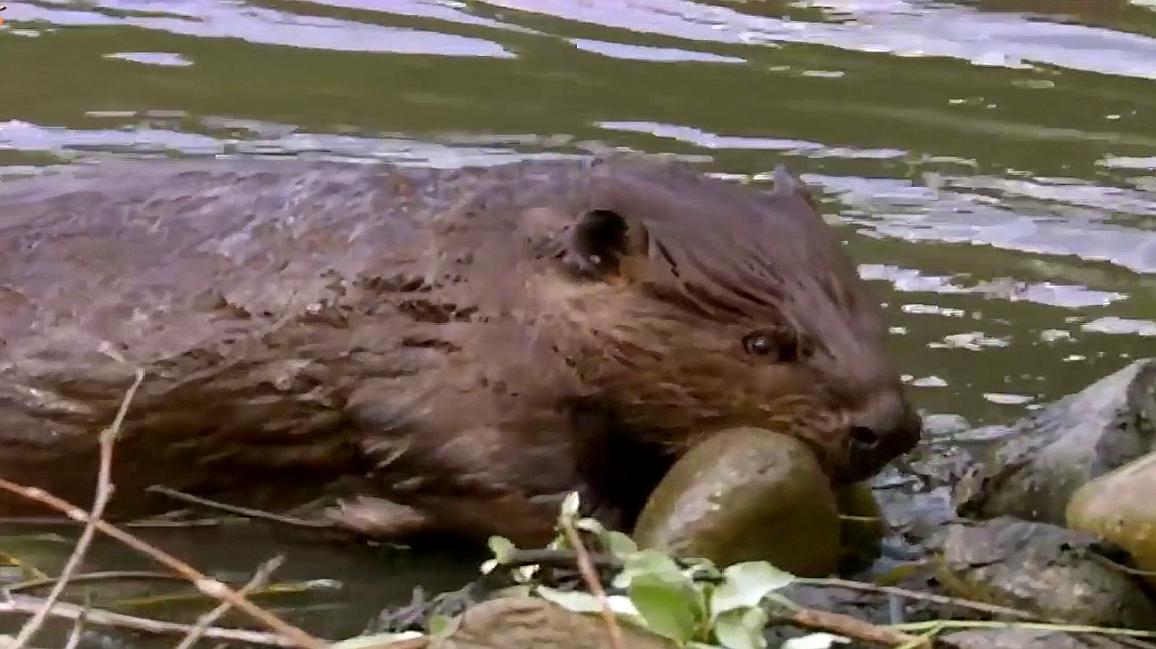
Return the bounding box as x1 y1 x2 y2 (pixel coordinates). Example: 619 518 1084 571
0 158 593 513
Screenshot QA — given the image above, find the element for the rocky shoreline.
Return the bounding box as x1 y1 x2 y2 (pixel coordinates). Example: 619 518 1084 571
354 358 1156 649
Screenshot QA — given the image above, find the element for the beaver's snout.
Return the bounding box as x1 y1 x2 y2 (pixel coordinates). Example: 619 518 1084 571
841 397 922 483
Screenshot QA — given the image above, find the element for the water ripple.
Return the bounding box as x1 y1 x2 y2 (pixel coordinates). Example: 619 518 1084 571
478 0 1156 78
9 0 514 56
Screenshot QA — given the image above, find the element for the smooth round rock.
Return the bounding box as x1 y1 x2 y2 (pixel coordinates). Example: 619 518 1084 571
835 482 886 573
1067 450 1156 588
632 427 840 576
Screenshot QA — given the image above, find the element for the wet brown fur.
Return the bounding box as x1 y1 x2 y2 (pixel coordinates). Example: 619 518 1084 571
0 155 919 545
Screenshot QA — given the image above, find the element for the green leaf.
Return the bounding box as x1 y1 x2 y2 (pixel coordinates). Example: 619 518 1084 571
560 491 581 518
487 535 516 562
780 633 850 649
534 586 641 619
628 572 704 644
330 631 424 649
712 607 768 649
512 564 539 583
603 531 639 558
482 536 518 574
710 562 794 620
682 557 722 582
535 586 605 613
427 614 457 638
613 548 688 590
576 517 606 535
606 595 644 618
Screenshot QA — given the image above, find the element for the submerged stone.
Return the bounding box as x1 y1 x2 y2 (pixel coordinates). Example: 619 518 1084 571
938 517 1156 629
631 427 841 576
954 359 1156 526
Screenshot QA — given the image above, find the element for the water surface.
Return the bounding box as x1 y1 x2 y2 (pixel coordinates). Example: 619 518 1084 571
1 0 1155 640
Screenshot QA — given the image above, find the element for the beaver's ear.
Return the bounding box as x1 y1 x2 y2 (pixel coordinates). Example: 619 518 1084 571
770 164 820 211
562 209 650 279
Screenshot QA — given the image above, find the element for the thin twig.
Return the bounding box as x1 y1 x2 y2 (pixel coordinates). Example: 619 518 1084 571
5 571 208 594
0 516 230 528
123 519 233 528
892 619 1156 639
559 518 625 649
0 594 299 647
503 548 621 571
174 555 285 649
0 478 329 649
1088 551 1156 578
796 577 1036 621
798 577 1156 649
10 368 146 649
146 486 334 530
61 601 88 649
789 608 928 647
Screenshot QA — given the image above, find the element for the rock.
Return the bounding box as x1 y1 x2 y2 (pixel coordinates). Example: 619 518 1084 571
1067 450 1156 588
954 359 1156 526
834 482 886 573
943 629 1135 649
937 517 1156 629
369 597 676 649
631 427 841 576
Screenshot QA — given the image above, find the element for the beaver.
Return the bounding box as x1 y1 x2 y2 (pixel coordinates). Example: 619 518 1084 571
0 155 920 545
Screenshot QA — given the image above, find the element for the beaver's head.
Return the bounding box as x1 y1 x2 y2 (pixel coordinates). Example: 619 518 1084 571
538 158 920 484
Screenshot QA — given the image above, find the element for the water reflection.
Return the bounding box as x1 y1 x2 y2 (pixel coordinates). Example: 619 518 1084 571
479 0 1156 78
10 0 515 56
0 0 1155 631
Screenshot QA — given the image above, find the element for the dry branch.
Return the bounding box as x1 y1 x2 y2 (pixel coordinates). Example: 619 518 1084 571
0 594 298 647
9 368 145 649
146 486 334 530
560 518 626 649
61 604 87 649
174 555 286 649
0 480 328 649
789 608 928 647
5 571 205 594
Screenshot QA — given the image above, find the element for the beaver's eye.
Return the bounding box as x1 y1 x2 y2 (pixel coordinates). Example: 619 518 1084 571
742 327 813 362
742 332 774 356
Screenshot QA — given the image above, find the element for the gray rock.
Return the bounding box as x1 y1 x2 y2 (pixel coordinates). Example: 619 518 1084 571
943 629 1135 649
938 517 1156 629
953 359 1156 525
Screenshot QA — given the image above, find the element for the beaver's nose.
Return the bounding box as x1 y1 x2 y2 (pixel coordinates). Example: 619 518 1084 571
843 399 922 481
849 425 881 451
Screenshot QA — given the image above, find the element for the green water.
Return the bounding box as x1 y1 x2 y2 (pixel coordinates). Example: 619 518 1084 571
1 0 1155 642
